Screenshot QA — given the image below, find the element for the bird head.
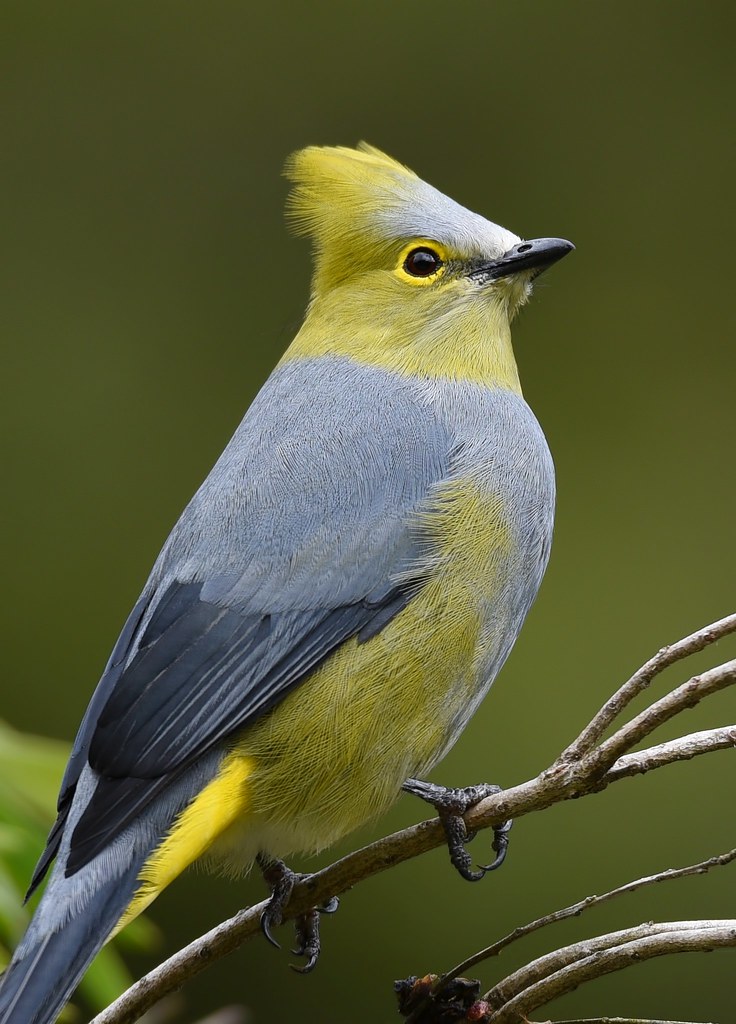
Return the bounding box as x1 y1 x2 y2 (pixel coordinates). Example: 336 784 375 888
284 143 573 390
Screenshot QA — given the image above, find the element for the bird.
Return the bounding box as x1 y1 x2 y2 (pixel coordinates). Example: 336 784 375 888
0 142 573 1023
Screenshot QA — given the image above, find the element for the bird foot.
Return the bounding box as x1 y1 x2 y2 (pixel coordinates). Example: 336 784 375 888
256 853 339 973
402 778 512 882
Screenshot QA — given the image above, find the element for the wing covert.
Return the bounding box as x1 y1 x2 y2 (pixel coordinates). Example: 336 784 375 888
57 357 454 875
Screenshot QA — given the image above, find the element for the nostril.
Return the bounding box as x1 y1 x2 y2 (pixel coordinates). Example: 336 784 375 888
517 243 533 253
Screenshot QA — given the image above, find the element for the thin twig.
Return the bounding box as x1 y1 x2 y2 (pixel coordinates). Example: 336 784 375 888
485 921 736 1024
581 660 736 780
561 613 736 762
488 921 709 1006
425 848 736 1000
601 726 736 785
547 1018 714 1023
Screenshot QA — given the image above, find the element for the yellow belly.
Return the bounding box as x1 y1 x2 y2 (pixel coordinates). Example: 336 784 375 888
215 479 515 866
117 479 514 926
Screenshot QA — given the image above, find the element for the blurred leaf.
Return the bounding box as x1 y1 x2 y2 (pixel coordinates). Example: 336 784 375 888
0 720 158 1012
0 719 70 815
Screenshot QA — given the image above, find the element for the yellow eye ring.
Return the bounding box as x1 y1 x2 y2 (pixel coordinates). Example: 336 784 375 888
396 240 448 285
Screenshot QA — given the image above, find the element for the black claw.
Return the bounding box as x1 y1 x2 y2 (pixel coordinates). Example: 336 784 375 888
402 778 511 882
318 895 340 915
257 853 297 949
443 811 484 882
256 852 338 972
260 909 282 949
290 908 322 973
480 819 513 873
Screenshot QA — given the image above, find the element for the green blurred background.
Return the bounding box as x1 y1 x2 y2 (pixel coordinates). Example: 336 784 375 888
2 1 735 1021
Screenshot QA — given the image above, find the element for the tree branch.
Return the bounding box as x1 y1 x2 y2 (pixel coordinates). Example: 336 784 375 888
424 848 736 1000
546 1017 713 1023
92 614 736 1024
560 612 736 762
485 921 736 1023
580 660 736 779
601 726 736 784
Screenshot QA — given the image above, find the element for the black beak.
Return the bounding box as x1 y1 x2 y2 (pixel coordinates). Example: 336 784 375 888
471 237 575 283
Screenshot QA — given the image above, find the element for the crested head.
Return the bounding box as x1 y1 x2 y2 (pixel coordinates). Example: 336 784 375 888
282 143 573 390
285 142 521 299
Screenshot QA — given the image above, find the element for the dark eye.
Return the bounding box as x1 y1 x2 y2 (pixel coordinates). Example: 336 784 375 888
404 247 443 278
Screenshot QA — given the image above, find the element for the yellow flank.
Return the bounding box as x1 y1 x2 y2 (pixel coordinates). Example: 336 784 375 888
213 480 516 869
113 752 254 934
113 482 515 923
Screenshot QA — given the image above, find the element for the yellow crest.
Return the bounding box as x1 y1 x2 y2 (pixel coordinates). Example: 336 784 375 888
284 143 423 295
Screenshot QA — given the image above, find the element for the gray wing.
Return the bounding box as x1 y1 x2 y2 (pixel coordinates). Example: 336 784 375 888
37 358 453 881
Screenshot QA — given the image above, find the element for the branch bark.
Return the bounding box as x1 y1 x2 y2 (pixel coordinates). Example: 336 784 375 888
602 726 736 784
543 1017 714 1023
485 921 736 1023
579 660 736 779
560 612 736 762
427 848 736 997
91 614 736 1024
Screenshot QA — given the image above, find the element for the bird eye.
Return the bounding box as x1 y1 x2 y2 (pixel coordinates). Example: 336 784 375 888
403 247 443 278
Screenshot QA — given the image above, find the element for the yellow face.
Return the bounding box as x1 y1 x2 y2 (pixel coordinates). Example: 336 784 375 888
390 236 533 319
283 143 572 390
284 235 527 393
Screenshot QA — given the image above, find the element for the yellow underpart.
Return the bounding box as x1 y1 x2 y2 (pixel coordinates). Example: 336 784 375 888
213 480 516 868
113 483 516 900
113 752 254 935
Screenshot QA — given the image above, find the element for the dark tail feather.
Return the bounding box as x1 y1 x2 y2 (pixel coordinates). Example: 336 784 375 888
0 860 141 1024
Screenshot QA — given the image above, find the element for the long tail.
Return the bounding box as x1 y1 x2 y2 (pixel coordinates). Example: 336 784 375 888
0 747 251 1024
0 859 144 1024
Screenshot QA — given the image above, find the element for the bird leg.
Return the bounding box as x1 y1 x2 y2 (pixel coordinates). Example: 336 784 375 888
256 853 339 973
402 778 512 882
